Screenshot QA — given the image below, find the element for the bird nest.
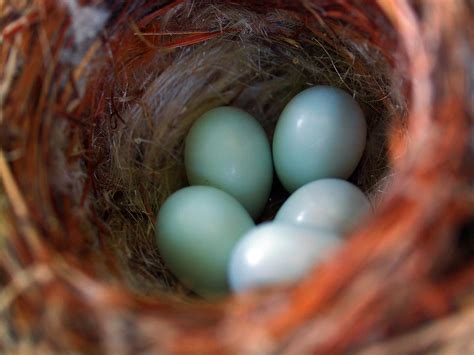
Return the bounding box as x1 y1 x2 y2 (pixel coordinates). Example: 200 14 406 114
1 0 473 353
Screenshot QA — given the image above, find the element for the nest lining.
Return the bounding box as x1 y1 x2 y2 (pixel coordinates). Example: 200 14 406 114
88 3 405 296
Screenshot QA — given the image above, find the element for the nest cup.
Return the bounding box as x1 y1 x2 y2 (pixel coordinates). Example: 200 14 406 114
1 1 473 353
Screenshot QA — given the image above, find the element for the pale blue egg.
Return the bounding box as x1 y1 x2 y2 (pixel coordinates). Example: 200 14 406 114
156 186 254 298
275 179 371 234
228 222 341 292
273 86 367 192
185 106 273 218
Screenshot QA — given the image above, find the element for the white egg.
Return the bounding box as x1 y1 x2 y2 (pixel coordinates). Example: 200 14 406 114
275 179 372 234
228 222 341 292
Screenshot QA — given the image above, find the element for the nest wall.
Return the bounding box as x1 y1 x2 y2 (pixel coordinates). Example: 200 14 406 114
0 0 473 354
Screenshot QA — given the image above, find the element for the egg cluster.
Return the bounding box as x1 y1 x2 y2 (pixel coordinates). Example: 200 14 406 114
156 85 371 298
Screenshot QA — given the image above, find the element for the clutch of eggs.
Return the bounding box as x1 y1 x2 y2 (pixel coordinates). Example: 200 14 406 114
156 85 369 297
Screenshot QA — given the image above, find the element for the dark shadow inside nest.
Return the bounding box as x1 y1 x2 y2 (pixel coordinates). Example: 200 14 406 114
90 5 407 299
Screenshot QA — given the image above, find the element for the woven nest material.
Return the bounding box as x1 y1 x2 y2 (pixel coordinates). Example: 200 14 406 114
1 0 474 353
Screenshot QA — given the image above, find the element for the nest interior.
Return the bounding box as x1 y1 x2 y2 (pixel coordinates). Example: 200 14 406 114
1 0 473 354
91 2 403 296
